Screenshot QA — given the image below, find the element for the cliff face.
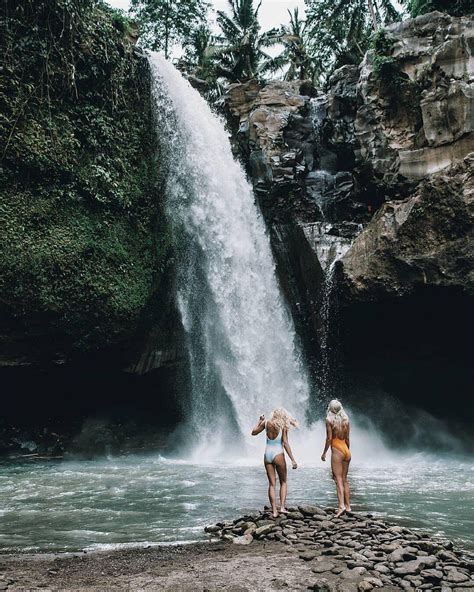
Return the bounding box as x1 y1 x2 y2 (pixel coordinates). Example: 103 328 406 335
0 1 186 455
0 1 171 367
225 11 473 423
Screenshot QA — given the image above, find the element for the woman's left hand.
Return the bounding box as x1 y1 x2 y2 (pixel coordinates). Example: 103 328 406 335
321 454 326 462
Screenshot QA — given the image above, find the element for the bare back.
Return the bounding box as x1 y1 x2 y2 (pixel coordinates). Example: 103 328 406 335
265 420 280 440
329 420 350 442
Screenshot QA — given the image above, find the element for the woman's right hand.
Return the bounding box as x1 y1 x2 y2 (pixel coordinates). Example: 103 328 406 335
292 461 298 469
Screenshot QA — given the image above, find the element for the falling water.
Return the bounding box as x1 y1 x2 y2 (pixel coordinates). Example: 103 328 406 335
148 53 310 458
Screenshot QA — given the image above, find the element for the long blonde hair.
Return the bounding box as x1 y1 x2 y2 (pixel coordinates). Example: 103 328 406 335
269 407 299 431
326 399 349 432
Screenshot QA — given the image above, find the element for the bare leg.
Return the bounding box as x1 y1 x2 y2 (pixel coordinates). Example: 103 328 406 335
342 460 351 511
331 448 346 517
264 462 278 518
274 453 287 512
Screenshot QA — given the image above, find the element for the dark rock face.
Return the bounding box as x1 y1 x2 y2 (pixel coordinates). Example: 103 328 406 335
225 12 474 427
0 2 187 452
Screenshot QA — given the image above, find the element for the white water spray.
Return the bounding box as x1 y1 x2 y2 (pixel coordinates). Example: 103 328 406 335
148 53 310 459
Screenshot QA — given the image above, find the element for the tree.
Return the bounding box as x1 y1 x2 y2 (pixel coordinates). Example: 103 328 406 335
212 0 279 82
406 0 473 17
180 25 224 101
272 8 318 81
129 0 210 58
305 0 403 82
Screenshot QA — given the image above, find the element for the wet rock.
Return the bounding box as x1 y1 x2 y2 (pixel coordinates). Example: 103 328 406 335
204 525 220 533
287 511 305 520
358 581 374 592
254 524 274 538
300 505 328 517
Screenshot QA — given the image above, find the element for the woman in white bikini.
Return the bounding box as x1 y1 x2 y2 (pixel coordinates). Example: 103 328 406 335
251 407 298 518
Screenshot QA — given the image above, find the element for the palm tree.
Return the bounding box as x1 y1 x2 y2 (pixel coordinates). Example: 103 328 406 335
272 8 318 81
213 0 279 82
305 0 402 82
181 25 224 100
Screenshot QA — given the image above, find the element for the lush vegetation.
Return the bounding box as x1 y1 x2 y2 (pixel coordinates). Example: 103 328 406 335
131 0 472 92
129 0 210 58
0 0 169 355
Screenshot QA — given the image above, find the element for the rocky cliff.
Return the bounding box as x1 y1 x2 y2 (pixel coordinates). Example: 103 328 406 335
225 11 473 428
0 0 185 454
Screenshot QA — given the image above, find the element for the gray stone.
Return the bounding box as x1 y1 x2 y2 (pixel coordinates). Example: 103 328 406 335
310 578 337 592
204 524 220 533
300 505 327 516
421 569 443 581
394 556 437 576
232 534 253 545
340 567 367 579
446 571 470 584
254 524 274 537
374 564 390 574
300 551 318 561
312 561 336 574
358 582 373 592
388 547 418 563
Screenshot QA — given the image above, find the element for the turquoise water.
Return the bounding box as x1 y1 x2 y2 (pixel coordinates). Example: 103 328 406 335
0 453 472 553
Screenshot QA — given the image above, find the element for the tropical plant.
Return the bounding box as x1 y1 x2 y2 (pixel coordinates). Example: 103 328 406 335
129 0 210 58
212 0 279 82
406 0 473 16
181 25 224 101
271 8 318 81
305 0 403 82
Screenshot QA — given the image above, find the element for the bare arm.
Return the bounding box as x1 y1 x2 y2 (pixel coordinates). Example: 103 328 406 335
251 415 265 436
321 421 332 461
345 423 350 449
282 428 297 469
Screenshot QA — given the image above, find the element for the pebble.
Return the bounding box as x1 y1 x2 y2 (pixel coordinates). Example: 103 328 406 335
205 507 474 590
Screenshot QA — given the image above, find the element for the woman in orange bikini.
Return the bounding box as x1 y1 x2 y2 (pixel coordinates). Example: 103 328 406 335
321 399 351 518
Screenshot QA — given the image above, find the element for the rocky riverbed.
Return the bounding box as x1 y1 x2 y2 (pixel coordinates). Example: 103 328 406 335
205 505 474 592
1 507 473 591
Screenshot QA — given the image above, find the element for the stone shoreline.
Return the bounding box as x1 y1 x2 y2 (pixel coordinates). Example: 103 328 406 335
205 505 474 592
0 507 472 591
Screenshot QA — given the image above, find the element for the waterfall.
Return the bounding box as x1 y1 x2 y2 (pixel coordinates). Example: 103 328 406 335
148 53 310 459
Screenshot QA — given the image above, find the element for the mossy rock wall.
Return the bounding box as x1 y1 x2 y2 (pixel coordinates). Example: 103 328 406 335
0 0 169 363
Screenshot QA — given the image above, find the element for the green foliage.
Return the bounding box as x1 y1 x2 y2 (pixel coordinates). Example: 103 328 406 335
180 25 225 102
305 0 402 83
212 0 280 82
271 8 318 82
406 0 473 17
0 0 169 353
129 0 211 58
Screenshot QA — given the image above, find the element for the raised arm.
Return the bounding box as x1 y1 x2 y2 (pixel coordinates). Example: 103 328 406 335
282 428 297 469
251 415 266 436
321 420 332 461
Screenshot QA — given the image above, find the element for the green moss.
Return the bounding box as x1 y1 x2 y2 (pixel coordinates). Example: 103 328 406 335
0 0 169 355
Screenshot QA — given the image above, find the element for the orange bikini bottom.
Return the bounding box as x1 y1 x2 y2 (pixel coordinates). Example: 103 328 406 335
331 438 351 461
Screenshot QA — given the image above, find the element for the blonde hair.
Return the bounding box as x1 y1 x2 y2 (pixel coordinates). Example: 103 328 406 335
270 407 299 431
326 399 349 432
